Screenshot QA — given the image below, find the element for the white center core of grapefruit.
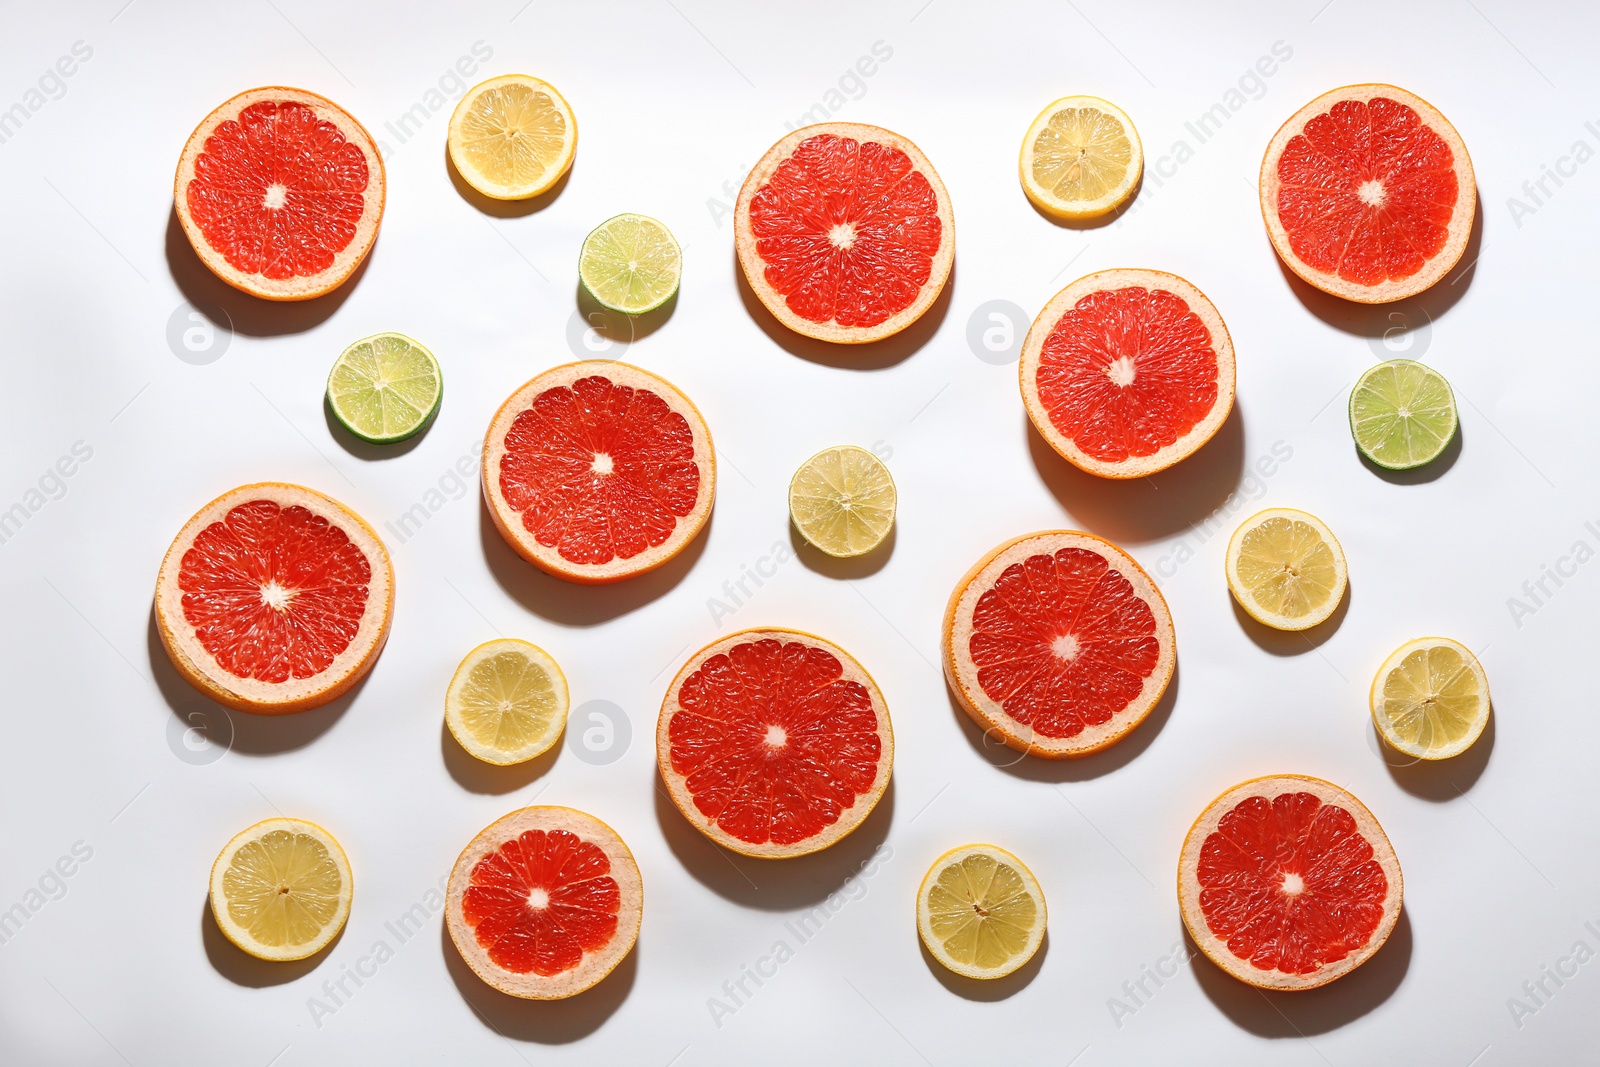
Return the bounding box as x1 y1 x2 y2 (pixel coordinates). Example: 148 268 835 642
1106 356 1137 388
1051 634 1080 662
828 223 856 250
1281 872 1304 896
262 183 288 210
259 581 293 612
591 452 614 476
1357 179 1385 206
527 887 549 910
765 724 787 747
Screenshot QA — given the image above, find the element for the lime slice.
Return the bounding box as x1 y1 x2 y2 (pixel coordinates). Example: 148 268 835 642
1370 637 1490 760
579 214 681 314
326 333 442 444
788 445 896 558
1349 359 1457 470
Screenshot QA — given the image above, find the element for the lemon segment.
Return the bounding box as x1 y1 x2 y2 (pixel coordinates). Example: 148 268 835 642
1019 96 1143 219
209 818 352 961
578 214 682 315
788 446 896 558
448 74 577 200
1226 508 1348 630
1349 359 1458 470
326 333 442 443
1370 637 1490 759
917 844 1046 979
446 639 569 766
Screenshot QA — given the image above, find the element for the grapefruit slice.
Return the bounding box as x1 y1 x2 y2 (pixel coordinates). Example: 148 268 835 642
1021 269 1235 478
209 817 352 962
657 628 893 858
943 531 1174 759
483 361 716 584
735 122 954 344
1261 84 1475 303
917 844 1047 980
1178 775 1403 990
154 483 394 713
175 87 384 301
446 806 641 1000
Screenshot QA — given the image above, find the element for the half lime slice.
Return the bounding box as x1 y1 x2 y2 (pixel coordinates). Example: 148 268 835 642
1348 359 1457 470
327 333 442 444
578 213 681 314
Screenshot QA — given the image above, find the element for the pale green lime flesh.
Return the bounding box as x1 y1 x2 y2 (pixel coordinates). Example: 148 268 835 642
1348 359 1457 470
327 333 442 444
578 213 681 314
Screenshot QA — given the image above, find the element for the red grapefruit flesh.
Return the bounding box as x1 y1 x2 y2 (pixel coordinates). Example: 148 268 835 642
174 87 385 301
943 531 1174 758
447 807 642 1000
154 483 393 713
1178 775 1403 990
482 361 716 584
1021 269 1235 479
1261 84 1475 303
735 122 954 344
658 628 893 858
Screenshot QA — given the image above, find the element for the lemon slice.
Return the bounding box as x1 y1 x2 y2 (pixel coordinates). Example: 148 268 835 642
445 639 569 765
1349 359 1458 470
1370 637 1490 759
1019 96 1143 219
326 332 442 443
918 844 1046 979
448 74 577 200
578 213 682 315
788 445 896 558
209 818 352 961
1226 508 1348 630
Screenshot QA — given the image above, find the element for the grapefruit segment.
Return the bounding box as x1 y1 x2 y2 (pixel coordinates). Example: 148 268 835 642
943 531 1174 758
174 87 384 301
1178 775 1403 990
1260 84 1475 303
735 122 954 344
447 807 641 1000
154 483 393 713
1021 269 1235 479
482 361 716 584
657 628 893 858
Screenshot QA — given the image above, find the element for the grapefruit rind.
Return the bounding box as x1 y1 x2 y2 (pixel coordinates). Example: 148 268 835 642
735 122 955 345
1020 269 1236 479
447 74 577 201
1225 508 1347 632
154 482 394 714
1018 95 1143 220
942 531 1175 759
916 843 1047 980
208 817 352 962
446 806 642 1000
656 627 894 859
174 86 385 301
481 360 716 585
445 639 571 766
1369 637 1490 760
1259 84 1476 304
1177 774 1403 991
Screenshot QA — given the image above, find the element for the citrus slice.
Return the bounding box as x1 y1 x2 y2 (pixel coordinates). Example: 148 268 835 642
1225 508 1347 631
175 87 384 301
943 531 1174 758
1179 775 1403 990
1370 637 1490 760
735 122 954 344
788 445 896 557
1018 95 1142 220
483 361 716 584
209 818 352 961
447 806 641 1000
1021 269 1236 478
917 844 1047 980
445 639 569 765
658 628 893 858
578 214 681 315
1349 359 1458 470
326 333 442 444
447 74 577 200
154 483 394 713
1261 84 1475 303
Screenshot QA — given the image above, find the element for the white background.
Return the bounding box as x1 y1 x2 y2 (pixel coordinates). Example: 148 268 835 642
1 1 1596 1064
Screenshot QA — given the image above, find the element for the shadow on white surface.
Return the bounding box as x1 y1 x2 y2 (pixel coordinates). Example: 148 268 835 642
324 397 437 461
1227 579 1351 655
652 776 895 911
919 928 1048 1001
1376 711 1493 801
201 896 342 987
788 521 896 579
1025 169 1144 232
1357 420 1463 485
576 280 679 346
1026 404 1246 545
441 920 636 1042
445 143 573 219
1187 906 1412 1037
439 717 561 795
